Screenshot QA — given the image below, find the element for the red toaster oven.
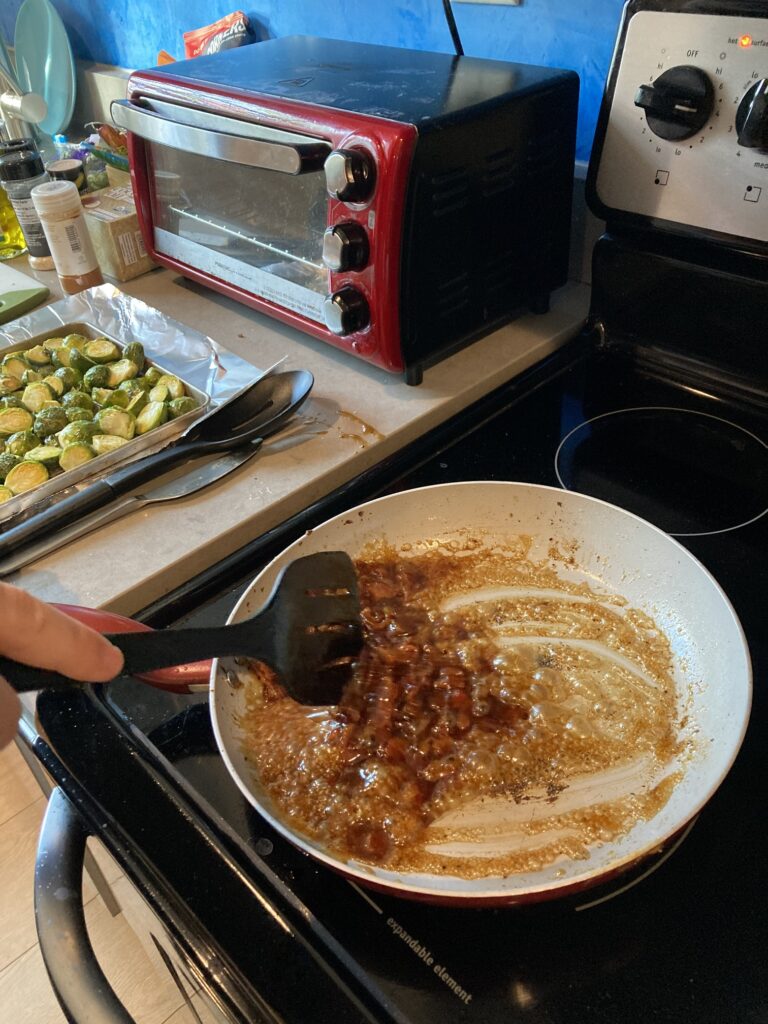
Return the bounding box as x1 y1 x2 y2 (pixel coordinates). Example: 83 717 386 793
113 35 579 384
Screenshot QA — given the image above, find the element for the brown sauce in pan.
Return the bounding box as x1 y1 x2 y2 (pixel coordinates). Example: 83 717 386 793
237 542 683 877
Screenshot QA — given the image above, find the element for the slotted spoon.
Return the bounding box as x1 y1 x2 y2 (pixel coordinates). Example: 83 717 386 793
0 551 363 705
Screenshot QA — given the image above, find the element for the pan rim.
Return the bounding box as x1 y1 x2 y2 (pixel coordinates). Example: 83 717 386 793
209 480 753 903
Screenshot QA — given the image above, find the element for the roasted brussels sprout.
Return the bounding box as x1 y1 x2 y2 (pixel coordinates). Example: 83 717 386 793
143 366 163 387
84 338 120 363
95 408 136 440
1 355 29 379
5 459 48 494
123 342 145 372
0 396 24 410
51 347 72 370
26 445 63 467
62 390 95 412
0 452 21 481
59 444 96 472
168 397 198 419
21 382 55 413
21 369 42 385
125 391 147 416
0 374 21 396
135 401 168 435
102 389 130 409
118 378 150 396
24 345 51 367
6 430 40 457
65 407 94 423
68 347 97 375
34 406 70 438
0 486 12 503
54 366 81 391
106 359 139 388
43 336 65 355
91 434 130 455
83 365 110 389
0 407 34 436
148 384 169 403
56 421 99 447
42 374 65 398
62 333 88 351
155 374 184 400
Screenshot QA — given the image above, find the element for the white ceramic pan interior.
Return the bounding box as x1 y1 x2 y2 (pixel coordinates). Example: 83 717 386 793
210 482 752 904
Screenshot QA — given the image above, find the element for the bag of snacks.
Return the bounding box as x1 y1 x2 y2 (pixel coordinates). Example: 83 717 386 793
183 11 255 58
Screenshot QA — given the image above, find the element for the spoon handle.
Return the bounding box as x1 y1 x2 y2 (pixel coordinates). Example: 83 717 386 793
0 479 117 562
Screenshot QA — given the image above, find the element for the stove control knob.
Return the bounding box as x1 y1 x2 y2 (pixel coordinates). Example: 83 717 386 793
635 65 714 141
736 79 768 150
322 222 370 271
324 149 375 203
323 286 370 336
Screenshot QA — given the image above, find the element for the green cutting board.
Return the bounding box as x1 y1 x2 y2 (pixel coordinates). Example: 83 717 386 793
0 262 50 325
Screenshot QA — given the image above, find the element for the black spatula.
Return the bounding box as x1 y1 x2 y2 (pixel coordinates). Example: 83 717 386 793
0 551 363 706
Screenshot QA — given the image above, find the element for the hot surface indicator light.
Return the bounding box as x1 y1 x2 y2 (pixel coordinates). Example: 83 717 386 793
738 35 752 48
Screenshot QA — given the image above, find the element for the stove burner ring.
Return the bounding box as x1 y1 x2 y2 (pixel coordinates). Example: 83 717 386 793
573 817 698 912
554 406 768 537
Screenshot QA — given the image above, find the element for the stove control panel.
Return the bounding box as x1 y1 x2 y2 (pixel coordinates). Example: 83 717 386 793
592 10 768 244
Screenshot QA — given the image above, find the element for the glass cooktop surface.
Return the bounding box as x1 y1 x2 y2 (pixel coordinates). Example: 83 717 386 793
98 337 767 1024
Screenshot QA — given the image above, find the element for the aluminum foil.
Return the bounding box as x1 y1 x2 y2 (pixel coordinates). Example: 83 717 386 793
0 284 266 523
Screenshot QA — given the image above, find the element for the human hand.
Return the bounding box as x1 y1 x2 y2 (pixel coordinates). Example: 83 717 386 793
0 584 124 749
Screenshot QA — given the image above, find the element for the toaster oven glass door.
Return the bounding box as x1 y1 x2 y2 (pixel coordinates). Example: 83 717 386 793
145 131 331 325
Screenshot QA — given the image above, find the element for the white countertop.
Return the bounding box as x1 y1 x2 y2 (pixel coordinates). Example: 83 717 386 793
7 263 589 614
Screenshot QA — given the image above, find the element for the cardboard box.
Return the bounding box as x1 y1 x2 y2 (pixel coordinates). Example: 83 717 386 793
81 186 156 282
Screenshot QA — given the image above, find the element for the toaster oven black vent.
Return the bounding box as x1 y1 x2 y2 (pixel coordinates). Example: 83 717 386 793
435 272 471 318
481 147 519 198
428 170 471 218
525 128 563 174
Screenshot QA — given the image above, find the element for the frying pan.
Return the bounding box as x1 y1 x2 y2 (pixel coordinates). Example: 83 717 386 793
210 482 752 906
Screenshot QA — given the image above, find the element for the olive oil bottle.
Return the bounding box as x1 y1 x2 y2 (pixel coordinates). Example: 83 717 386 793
0 185 26 259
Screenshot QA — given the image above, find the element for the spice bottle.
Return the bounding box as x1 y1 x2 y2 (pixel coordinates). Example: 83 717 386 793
31 180 104 294
0 139 53 269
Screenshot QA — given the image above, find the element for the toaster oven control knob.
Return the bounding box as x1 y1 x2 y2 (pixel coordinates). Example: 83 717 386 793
736 79 768 150
323 287 370 335
322 223 370 271
634 66 714 141
324 149 375 203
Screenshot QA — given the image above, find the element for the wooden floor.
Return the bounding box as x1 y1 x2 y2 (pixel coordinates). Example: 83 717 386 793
0 739 203 1024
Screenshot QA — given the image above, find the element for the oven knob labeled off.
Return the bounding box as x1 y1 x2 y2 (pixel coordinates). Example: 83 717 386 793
323 287 370 335
324 149 375 203
322 223 370 272
736 79 768 150
634 66 714 141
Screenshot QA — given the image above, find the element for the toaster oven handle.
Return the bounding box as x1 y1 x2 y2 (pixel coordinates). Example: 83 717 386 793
111 99 330 175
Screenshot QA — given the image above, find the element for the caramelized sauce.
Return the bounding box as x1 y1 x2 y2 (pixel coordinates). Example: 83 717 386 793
237 542 683 877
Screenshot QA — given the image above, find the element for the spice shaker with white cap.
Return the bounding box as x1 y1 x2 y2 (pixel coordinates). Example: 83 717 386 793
31 180 104 294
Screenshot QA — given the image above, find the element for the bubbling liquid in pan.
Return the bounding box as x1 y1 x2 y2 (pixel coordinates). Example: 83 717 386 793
237 541 684 877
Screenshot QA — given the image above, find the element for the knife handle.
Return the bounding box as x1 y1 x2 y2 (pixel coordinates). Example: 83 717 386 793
0 495 142 576
0 480 116 562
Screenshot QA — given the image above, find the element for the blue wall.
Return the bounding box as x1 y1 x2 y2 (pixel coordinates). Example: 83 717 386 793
0 0 626 160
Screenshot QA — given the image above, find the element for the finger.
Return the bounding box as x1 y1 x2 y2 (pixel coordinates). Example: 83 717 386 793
0 584 124 682
0 676 21 748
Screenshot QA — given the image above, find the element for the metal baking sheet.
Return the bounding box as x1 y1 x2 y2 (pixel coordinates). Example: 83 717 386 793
0 283 266 523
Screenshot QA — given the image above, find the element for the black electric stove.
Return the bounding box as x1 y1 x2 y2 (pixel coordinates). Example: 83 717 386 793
24 2 768 1022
